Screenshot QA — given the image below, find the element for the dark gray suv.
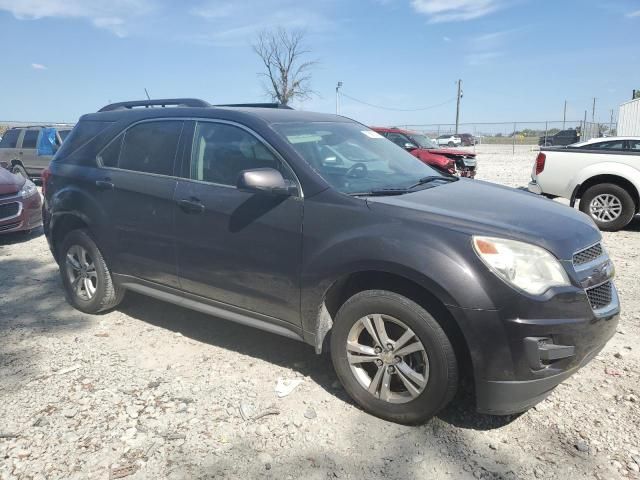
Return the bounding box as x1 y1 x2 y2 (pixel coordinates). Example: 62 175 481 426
42 99 619 424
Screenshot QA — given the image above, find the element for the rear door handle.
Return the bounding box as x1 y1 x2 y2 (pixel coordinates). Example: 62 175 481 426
178 198 205 214
95 179 114 190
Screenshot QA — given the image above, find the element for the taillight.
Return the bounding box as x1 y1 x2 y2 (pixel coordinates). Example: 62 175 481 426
535 152 546 175
41 167 51 196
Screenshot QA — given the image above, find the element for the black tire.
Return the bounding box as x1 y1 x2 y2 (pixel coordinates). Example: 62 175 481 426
579 183 636 232
58 229 124 313
447 141 455 147
11 164 28 179
330 290 458 424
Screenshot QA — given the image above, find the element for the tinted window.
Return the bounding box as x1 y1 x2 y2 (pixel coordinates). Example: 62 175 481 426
22 130 39 149
0 129 21 148
118 121 183 176
190 122 291 186
98 134 124 168
629 140 640 150
582 140 625 150
55 120 113 161
59 130 71 141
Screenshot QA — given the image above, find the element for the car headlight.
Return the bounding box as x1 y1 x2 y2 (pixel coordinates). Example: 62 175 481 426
19 180 38 199
473 236 570 295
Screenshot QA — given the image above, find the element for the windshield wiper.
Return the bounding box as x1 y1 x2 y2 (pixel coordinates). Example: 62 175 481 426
409 175 458 189
348 188 412 197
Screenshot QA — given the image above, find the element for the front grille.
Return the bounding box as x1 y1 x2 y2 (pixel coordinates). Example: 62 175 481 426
586 281 613 310
0 202 20 220
573 243 603 265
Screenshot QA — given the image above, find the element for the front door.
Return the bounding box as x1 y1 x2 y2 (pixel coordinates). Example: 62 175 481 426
173 120 303 325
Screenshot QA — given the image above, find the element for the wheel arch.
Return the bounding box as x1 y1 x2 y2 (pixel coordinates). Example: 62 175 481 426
312 270 473 382
576 174 640 213
50 212 92 261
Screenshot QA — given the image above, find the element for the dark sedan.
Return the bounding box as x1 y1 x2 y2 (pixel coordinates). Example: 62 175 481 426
0 167 42 234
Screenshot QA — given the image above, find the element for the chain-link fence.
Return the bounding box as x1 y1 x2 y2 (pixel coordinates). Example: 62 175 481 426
397 120 617 146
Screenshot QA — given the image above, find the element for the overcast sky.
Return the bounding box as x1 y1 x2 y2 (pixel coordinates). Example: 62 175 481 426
0 0 639 127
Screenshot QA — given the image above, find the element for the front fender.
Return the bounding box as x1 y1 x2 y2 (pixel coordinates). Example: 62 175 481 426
299 224 498 336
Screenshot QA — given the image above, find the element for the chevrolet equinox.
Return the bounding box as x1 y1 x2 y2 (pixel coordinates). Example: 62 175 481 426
42 99 619 424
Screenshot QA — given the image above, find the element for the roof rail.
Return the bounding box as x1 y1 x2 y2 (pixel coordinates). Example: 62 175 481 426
215 103 293 110
98 98 211 112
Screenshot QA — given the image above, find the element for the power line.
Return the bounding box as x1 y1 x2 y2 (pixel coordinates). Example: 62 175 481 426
339 91 456 112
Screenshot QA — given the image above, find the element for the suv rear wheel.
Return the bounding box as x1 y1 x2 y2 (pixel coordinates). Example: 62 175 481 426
580 183 636 231
59 229 124 313
330 290 458 424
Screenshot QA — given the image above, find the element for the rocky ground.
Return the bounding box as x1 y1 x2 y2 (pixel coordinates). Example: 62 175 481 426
1 144 638 480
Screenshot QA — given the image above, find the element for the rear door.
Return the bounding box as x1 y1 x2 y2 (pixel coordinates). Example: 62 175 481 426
95 119 185 288
173 120 303 324
0 129 23 168
20 129 41 175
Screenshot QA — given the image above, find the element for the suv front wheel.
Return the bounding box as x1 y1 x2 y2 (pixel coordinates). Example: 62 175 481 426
59 229 124 313
330 290 458 424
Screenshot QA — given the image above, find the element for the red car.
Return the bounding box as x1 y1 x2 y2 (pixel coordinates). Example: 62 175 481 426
0 167 42 234
371 127 477 178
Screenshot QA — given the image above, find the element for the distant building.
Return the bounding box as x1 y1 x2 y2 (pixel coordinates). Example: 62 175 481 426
618 97 640 136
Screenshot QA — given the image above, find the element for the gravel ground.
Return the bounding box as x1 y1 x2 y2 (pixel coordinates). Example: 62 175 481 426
1 144 639 480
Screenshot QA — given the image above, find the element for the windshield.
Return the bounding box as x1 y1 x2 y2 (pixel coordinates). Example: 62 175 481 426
273 122 441 194
409 133 438 149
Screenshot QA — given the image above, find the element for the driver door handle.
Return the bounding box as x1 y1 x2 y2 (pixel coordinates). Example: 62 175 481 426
178 198 205 214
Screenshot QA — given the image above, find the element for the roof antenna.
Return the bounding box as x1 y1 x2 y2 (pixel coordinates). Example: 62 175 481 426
144 88 151 100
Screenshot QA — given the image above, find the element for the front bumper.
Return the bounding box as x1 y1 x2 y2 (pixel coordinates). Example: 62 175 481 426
448 266 619 415
527 180 542 195
0 192 42 234
474 314 617 414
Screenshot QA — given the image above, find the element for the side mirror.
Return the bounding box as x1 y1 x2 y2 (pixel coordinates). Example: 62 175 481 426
237 168 296 196
403 143 418 151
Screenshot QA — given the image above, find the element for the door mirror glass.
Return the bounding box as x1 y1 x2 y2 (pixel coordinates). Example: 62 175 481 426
237 168 296 196
403 142 418 151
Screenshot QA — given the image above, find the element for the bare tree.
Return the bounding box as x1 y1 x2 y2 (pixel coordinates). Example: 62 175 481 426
253 28 317 105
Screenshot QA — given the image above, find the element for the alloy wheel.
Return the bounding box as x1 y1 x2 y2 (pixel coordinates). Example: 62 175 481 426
346 314 429 404
589 194 622 222
65 245 98 301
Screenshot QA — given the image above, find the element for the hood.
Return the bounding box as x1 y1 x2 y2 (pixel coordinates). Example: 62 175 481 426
424 148 475 158
0 168 24 195
366 179 600 260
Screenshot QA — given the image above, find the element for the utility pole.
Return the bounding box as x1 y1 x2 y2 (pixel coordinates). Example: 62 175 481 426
591 97 596 123
455 79 462 134
609 109 614 135
562 100 567 129
335 82 343 115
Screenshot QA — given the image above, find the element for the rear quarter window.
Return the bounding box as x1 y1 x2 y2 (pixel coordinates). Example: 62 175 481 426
54 120 113 162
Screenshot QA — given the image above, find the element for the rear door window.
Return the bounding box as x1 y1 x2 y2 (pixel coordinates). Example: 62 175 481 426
21 130 40 149
115 121 184 176
0 129 21 148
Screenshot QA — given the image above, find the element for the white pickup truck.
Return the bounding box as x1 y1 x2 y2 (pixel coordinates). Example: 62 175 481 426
528 136 640 231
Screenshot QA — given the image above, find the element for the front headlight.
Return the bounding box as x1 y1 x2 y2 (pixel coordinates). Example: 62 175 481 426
473 236 570 295
19 180 38 199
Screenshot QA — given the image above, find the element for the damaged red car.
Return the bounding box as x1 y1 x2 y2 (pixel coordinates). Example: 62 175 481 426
371 127 477 178
0 167 42 234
